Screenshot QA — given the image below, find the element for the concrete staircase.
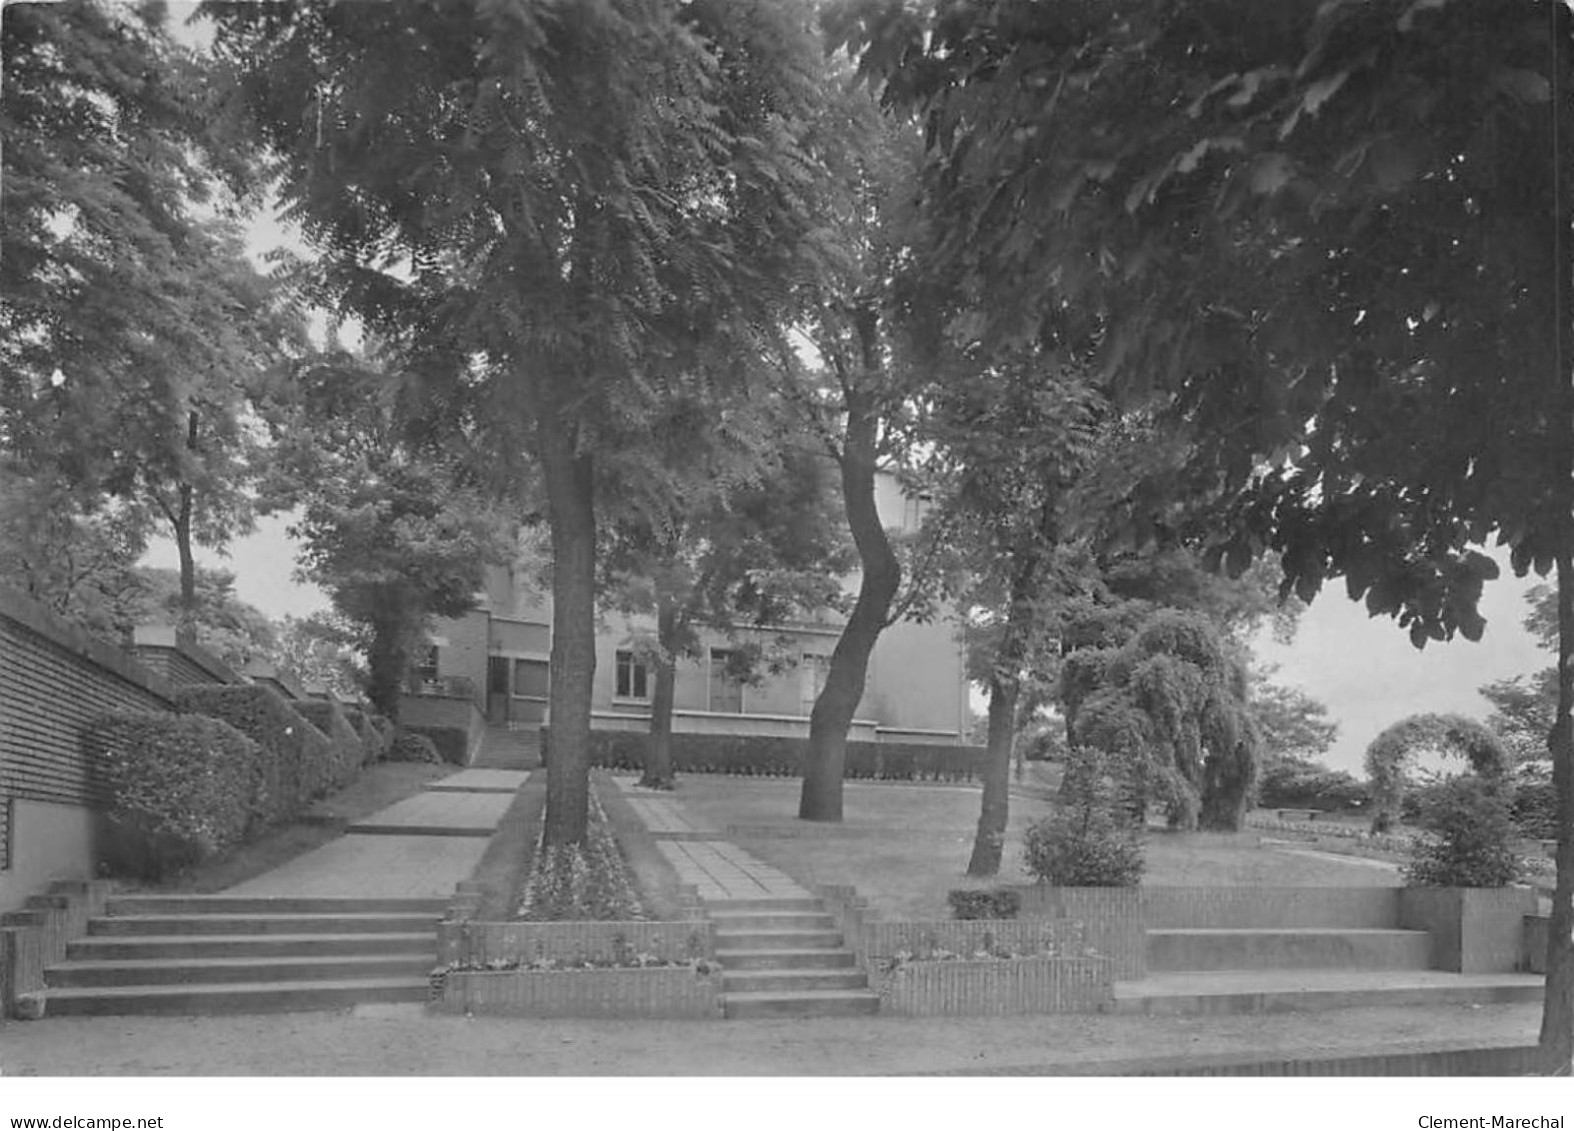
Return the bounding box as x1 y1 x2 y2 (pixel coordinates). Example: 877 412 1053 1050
1111 892 1542 1015
29 895 442 1017
476 725 541 771
712 898 880 1019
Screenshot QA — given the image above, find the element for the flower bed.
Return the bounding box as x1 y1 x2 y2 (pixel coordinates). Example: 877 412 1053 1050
515 791 645 921
1248 816 1555 880
870 953 1113 1016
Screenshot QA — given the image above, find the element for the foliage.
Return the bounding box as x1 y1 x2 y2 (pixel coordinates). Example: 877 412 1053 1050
1402 775 1523 889
387 731 442 765
1364 713 1511 833
342 707 390 763
946 889 1022 921
115 566 277 669
292 699 367 786
565 729 981 782
86 710 266 880
173 684 333 822
260 348 514 720
1063 609 1259 831
264 614 364 701
1256 759 1368 813
1025 750 1144 887
1511 762 1560 842
515 793 646 922
404 725 469 767
1250 669 1339 765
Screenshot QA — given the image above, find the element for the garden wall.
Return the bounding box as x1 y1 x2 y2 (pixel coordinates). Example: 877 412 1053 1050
0 879 109 1018
545 728 984 782
0 587 177 910
129 625 241 688
1399 886 1539 973
435 967 722 1019
402 692 485 765
437 919 715 967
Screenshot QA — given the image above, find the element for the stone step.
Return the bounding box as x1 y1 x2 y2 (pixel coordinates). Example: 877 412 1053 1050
345 824 494 838
722 989 881 1019
1146 928 1433 972
104 896 448 917
708 911 836 931
713 928 843 950
1108 971 1545 1017
88 913 438 937
704 898 825 913
23 977 430 1018
46 953 434 988
716 948 858 971
67 933 436 961
721 968 869 993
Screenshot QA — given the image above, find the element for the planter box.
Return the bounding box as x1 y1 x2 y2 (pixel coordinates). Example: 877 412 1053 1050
437 919 714 967
436 967 722 1019
1398 887 1539 973
872 956 1113 1016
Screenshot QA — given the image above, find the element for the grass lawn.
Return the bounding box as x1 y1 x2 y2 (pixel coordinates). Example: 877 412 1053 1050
121 762 455 894
657 774 1399 919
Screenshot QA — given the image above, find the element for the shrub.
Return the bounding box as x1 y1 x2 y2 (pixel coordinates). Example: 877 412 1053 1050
1402 775 1522 888
86 711 265 880
1025 750 1144 887
174 684 336 821
1510 762 1558 841
389 731 442 763
369 715 396 760
294 699 365 787
1257 759 1369 811
342 707 385 764
544 728 982 782
406 724 470 765
947 889 1022 920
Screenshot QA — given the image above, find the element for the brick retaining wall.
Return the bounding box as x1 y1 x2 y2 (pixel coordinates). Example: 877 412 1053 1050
436 966 722 1019
437 918 716 967
0 879 109 1017
872 955 1113 1016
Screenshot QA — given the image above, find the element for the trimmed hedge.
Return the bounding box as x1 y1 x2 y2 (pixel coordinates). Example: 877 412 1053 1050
948 889 1022 920
407 724 470 766
369 714 396 760
343 707 389 763
294 699 366 786
174 684 335 821
389 730 442 763
85 710 266 880
544 729 983 782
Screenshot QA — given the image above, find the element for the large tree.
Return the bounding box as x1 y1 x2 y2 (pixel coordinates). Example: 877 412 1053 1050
208 0 832 845
833 0 1574 1070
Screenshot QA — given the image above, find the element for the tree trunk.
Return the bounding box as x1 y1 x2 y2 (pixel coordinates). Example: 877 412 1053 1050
175 411 200 629
539 414 597 847
968 673 1019 876
1537 552 1574 1073
366 613 407 723
641 599 678 790
800 388 900 822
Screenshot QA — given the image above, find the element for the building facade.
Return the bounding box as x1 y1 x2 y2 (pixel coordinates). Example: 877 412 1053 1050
413 471 971 745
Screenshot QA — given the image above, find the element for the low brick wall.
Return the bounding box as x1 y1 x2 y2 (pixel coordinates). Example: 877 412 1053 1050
861 919 1090 960
436 966 722 1019
1012 886 1145 979
1141 886 1401 930
437 918 715 967
0 879 109 1018
873 955 1113 1016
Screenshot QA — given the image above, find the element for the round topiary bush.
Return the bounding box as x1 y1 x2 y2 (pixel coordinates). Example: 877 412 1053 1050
388 730 442 764
1025 749 1144 887
1402 774 1522 888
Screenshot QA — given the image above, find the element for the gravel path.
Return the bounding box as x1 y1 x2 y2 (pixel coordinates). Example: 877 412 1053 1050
0 1001 1540 1076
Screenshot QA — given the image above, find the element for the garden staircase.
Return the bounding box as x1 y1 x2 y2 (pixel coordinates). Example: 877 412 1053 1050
476 725 541 771
1109 892 1542 1016
711 898 880 1019
25 895 441 1017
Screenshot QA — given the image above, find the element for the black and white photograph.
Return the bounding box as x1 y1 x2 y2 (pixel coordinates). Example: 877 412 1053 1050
1 0 1572 1122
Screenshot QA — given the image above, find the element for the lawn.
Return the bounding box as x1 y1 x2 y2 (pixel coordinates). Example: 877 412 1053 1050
656 774 1400 919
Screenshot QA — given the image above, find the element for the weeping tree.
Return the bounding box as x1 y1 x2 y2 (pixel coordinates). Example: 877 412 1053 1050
1363 713 1512 833
1062 609 1259 831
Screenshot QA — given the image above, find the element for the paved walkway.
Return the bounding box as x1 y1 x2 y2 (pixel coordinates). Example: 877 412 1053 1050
613 777 810 901
223 768 526 901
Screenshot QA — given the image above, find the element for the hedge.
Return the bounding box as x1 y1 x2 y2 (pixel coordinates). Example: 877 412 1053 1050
406 724 470 766
344 707 390 763
294 699 367 786
174 684 335 821
369 714 396 760
85 710 266 879
389 730 442 763
542 728 983 782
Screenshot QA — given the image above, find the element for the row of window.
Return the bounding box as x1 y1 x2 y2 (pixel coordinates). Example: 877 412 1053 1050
615 648 832 714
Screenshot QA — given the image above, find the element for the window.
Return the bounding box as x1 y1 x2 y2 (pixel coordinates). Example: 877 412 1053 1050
902 493 931 532
513 659 549 698
708 649 744 714
416 645 440 681
615 650 649 700
800 652 831 715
